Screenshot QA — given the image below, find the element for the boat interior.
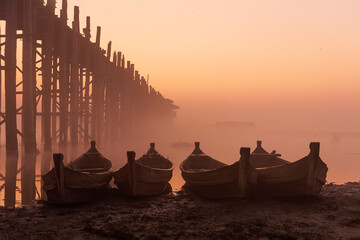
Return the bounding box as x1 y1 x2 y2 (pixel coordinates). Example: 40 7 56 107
181 142 228 172
136 143 173 170
68 141 112 173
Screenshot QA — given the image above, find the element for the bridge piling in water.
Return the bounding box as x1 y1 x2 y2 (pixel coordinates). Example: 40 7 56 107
0 0 178 206
4 0 19 207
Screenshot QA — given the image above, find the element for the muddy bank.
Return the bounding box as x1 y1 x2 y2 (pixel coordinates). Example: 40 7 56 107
1 182 360 240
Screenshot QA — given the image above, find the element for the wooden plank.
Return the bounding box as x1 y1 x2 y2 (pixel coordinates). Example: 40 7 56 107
127 151 137 196
238 147 250 198
307 142 320 194
4 0 19 207
53 153 66 202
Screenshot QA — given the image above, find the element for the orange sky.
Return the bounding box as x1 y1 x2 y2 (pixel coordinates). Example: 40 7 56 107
62 0 360 132
1 1 360 185
2 0 360 132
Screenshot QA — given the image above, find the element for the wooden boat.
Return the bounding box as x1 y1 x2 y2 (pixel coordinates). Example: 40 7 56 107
42 141 113 203
255 142 328 196
250 140 289 168
113 143 173 196
180 142 257 198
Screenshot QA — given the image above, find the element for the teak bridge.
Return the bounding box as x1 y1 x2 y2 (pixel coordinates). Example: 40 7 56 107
0 0 178 207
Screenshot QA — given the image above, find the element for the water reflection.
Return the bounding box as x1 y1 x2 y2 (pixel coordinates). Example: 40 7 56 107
0 176 42 207
0 129 359 207
4 153 18 207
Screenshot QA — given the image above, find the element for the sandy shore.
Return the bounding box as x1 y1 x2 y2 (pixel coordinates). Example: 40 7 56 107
1 182 359 240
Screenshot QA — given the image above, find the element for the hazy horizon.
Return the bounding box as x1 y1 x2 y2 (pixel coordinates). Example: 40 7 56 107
2 0 360 132
61 0 360 132
1 0 360 207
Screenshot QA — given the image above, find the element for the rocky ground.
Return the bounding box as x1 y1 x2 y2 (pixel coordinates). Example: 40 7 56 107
1 182 360 240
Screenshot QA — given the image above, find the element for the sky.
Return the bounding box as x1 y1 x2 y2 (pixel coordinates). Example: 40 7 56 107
1 0 360 188
2 0 360 132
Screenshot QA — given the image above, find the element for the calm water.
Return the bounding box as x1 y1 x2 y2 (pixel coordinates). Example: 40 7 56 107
0 126 359 207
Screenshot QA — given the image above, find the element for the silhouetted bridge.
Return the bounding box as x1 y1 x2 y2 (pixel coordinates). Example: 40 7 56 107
0 0 178 206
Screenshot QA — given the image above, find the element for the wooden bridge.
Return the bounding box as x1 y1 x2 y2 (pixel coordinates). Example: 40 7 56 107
0 0 178 207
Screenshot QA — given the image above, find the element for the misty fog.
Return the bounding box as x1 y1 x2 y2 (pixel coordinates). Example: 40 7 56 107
1 114 359 206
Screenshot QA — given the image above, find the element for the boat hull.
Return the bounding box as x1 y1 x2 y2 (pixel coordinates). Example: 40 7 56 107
113 162 173 196
114 180 170 196
43 167 113 203
181 162 257 198
43 186 111 203
256 156 328 196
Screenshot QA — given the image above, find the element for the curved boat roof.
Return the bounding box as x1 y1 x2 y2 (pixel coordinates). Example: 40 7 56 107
69 141 113 171
137 143 173 170
181 142 228 172
250 141 289 168
143 142 161 157
252 141 270 154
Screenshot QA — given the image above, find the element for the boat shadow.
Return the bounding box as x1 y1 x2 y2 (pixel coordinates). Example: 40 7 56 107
180 183 324 204
38 183 174 208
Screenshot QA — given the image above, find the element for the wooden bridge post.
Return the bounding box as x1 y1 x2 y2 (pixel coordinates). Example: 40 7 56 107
136 71 144 132
122 60 131 140
107 52 114 142
134 70 139 128
79 65 83 140
148 86 154 124
128 62 135 140
141 76 149 122
83 16 91 144
4 0 19 207
41 0 55 181
91 26 101 142
97 43 106 145
49 1 58 147
103 41 112 142
70 6 80 154
22 0 38 205
51 56 58 146
109 51 119 142
0 0 178 206
119 55 126 142
115 52 122 140
59 0 69 150
0 26 2 151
